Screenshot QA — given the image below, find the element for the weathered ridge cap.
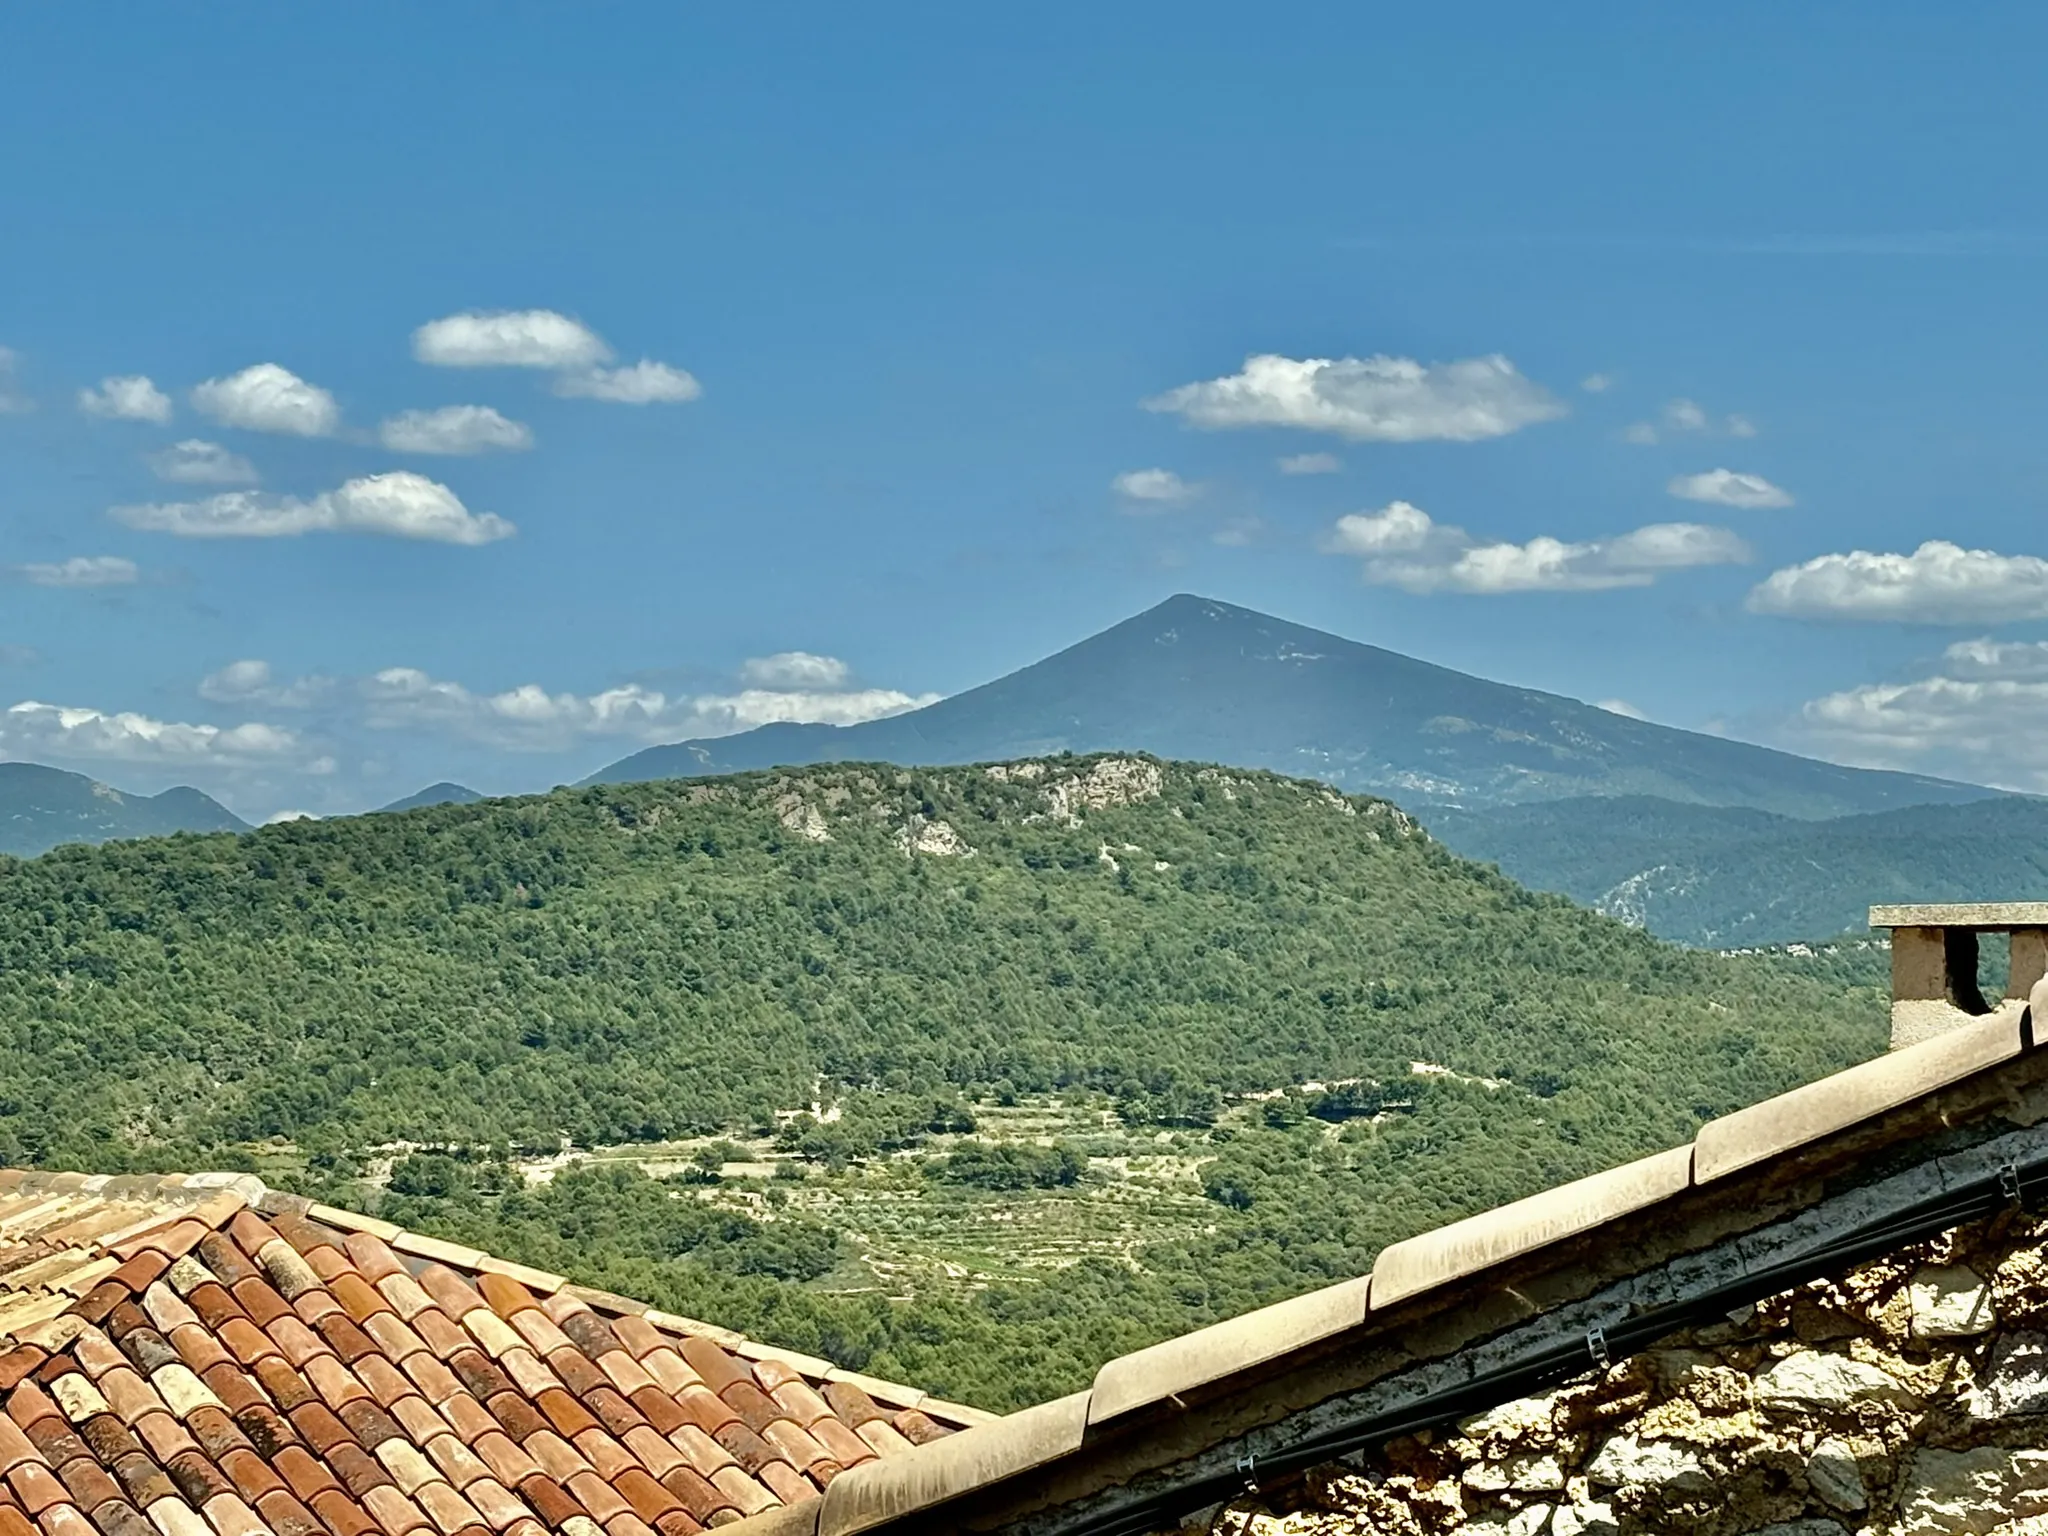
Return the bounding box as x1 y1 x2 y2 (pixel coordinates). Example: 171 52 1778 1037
816 1392 1091 1536
1087 1276 1371 1425
1693 1003 2030 1183
1369 1144 1694 1311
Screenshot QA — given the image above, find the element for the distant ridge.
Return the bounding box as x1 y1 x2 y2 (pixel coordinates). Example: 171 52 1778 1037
1431 793 2048 946
588 594 1993 820
379 782 485 813
0 762 248 856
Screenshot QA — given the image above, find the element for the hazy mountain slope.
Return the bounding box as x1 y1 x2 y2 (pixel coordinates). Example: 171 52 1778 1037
1434 794 2048 945
380 782 485 812
0 762 247 856
589 595 1990 819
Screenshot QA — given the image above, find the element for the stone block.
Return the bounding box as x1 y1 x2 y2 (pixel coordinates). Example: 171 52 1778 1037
1808 1438 1867 1512
1910 1264 1997 1339
1755 1352 1915 1410
1969 1332 2048 1421
1898 1445 2035 1535
1584 1434 1709 1493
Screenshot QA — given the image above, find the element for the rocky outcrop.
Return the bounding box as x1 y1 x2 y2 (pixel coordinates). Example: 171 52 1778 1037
1204 1212 2048 1536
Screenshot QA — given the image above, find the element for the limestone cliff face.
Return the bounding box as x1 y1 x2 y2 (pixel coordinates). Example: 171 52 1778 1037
1206 1211 2048 1536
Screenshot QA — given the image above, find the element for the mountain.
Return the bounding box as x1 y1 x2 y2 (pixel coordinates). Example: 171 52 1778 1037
588 595 1991 819
1432 794 2048 946
379 782 485 812
0 762 248 856
0 755 1886 1404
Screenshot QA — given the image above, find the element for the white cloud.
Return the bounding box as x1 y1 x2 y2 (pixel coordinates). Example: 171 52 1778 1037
1664 398 1708 432
379 405 534 455
739 652 851 688
1277 452 1342 475
264 809 321 824
1324 501 1750 594
552 360 701 404
1596 698 1648 719
114 471 513 545
1326 500 1444 556
17 556 139 589
1624 398 1757 446
1145 352 1564 442
1782 634 2048 788
1667 468 1794 510
413 310 612 370
1799 636 2048 787
1747 541 2048 624
1581 374 1615 394
1938 637 2048 680
199 659 328 708
0 348 32 414
148 439 258 485
191 364 340 437
1113 467 1199 505
78 375 172 423
1791 674 2048 789
0 701 304 765
413 310 699 405
361 666 938 751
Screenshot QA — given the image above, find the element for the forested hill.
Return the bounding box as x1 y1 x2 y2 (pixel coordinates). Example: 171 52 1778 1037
589 594 1989 819
1 754 1879 1171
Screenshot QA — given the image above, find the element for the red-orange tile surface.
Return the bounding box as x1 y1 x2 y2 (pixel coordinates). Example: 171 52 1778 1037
0 1175 976 1536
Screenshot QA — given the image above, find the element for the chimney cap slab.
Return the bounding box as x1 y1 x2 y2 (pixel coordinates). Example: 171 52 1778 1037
1870 903 2048 929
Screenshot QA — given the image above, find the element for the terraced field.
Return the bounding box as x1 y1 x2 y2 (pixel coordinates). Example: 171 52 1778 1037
511 1097 1234 1302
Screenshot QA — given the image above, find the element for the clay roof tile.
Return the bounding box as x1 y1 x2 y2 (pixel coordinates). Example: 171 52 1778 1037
388 1398 450 1452
307 1490 379 1536
251 1490 322 1536
408 1316 468 1365
339 1238 404 1287
412 1276 481 1326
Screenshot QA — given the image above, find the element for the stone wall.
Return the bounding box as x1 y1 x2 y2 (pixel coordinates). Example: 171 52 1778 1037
1203 1209 2048 1536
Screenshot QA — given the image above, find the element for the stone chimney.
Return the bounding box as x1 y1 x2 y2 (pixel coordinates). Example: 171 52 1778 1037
1868 903 2048 1049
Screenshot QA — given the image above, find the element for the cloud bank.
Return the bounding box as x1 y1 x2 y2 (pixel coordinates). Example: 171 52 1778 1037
191 364 340 437
1668 469 1793 510
16 557 139 589
148 440 258 485
1748 541 2048 624
1113 468 1198 505
114 472 513 545
379 405 533 455
1147 353 1564 442
1324 501 1749 594
412 309 700 405
78 375 172 423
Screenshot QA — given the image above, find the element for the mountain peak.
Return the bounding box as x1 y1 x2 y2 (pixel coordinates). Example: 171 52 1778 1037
586 597 1993 819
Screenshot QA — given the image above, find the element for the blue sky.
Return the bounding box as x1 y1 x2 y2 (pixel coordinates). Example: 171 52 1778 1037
5 4 2048 817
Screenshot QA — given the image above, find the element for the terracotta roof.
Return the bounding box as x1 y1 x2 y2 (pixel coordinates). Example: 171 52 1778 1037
0 1172 991 1536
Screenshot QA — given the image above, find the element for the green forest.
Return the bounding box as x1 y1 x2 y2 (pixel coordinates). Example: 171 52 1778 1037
0 756 1891 1407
